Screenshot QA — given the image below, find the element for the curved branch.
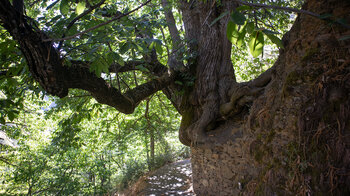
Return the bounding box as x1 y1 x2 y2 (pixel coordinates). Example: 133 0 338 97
0 0 173 114
62 63 173 113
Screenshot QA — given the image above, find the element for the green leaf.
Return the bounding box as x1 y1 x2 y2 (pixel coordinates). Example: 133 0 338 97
0 116 5 125
264 33 284 49
150 40 163 55
227 21 238 43
136 65 148 72
236 25 247 48
155 42 163 55
246 22 255 34
90 58 104 77
76 2 86 15
8 111 15 121
60 0 69 16
226 21 246 48
149 41 155 50
235 5 251 12
231 11 246 25
66 25 78 36
175 81 183 85
210 11 229 26
248 31 264 57
120 42 130 54
114 53 125 66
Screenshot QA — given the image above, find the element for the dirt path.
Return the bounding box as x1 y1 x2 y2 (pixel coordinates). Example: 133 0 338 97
119 159 195 196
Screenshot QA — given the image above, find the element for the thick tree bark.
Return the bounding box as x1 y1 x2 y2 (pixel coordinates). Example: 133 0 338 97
178 0 239 146
184 0 350 195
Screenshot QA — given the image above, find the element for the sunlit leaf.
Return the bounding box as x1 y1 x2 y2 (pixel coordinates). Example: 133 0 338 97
248 31 264 57
136 65 148 72
76 2 86 15
246 22 255 34
227 21 238 43
155 42 163 55
8 111 15 121
226 21 246 48
60 0 69 16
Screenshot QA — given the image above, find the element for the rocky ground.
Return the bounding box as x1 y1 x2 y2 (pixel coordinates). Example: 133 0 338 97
118 159 195 196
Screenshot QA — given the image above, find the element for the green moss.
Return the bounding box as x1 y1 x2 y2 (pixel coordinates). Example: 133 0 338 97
265 130 276 143
285 70 301 85
256 133 262 140
302 48 319 62
254 148 265 163
282 70 300 97
179 107 194 130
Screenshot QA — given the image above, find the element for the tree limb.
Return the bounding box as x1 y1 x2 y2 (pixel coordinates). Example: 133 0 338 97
62 63 174 113
161 0 184 70
0 0 173 114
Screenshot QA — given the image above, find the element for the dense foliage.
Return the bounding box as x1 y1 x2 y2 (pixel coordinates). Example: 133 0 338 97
0 90 190 195
0 0 305 194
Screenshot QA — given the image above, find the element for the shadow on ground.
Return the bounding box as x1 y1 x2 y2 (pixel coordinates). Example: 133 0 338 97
118 159 195 196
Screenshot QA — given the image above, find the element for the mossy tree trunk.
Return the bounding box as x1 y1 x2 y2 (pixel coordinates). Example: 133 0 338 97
181 0 350 195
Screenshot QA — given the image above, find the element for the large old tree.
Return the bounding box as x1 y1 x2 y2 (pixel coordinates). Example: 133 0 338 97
1 0 349 195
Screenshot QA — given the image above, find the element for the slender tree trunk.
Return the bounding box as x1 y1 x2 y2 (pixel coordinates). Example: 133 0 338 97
180 0 350 195
144 129 151 170
150 128 155 167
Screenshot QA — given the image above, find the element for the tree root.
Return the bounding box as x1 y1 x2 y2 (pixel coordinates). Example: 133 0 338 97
180 67 274 148
220 67 275 119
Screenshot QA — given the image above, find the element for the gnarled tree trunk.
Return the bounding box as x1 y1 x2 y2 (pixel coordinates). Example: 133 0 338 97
180 0 350 195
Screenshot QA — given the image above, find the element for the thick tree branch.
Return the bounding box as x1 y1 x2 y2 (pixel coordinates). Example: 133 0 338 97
161 0 184 70
61 63 173 113
0 0 173 114
179 0 200 73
